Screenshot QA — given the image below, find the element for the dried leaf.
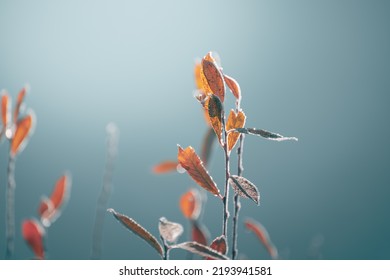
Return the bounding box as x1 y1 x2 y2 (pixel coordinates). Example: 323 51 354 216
207 235 227 260
173 242 229 260
179 188 201 220
226 110 246 152
39 173 71 227
158 217 184 243
201 58 225 102
22 219 45 259
14 86 27 123
191 221 209 246
229 175 260 205
177 145 222 199
1 92 10 130
10 113 34 156
107 208 163 257
200 127 216 166
235 128 298 142
152 160 179 174
224 74 241 100
245 218 278 259
207 94 223 144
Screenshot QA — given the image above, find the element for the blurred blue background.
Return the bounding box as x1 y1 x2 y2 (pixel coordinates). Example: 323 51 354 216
0 0 389 260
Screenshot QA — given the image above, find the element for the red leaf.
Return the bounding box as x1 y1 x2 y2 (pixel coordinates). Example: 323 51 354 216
245 218 278 259
22 219 45 259
152 160 179 174
191 221 209 246
207 235 227 260
201 56 225 103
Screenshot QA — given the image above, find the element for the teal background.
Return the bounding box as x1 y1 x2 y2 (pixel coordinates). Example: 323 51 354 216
0 0 389 259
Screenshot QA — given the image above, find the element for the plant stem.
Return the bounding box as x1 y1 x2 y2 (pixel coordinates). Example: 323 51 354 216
5 153 16 259
232 133 245 260
161 236 170 260
221 114 230 242
91 123 119 259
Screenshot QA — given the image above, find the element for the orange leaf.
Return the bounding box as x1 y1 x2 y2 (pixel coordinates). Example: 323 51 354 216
201 56 225 102
39 173 71 227
191 221 209 246
194 61 204 91
152 160 179 174
226 110 246 152
224 74 241 100
14 86 27 123
245 218 278 259
206 95 223 145
22 219 45 259
179 188 201 220
1 92 10 129
177 145 222 199
207 235 227 260
10 113 34 156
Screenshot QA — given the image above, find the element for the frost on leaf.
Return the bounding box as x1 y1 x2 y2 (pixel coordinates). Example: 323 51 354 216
173 242 229 260
235 128 298 142
158 217 184 243
107 208 163 257
177 145 222 199
229 175 260 205
226 110 246 152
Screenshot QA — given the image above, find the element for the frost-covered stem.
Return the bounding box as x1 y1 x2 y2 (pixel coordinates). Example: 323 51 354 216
5 153 16 259
221 115 230 241
232 133 245 260
161 236 170 260
91 123 119 259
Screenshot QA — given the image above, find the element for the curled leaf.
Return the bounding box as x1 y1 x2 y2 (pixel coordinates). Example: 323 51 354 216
201 54 225 102
152 160 179 174
22 219 45 259
11 113 35 156
224 74 241 101
14 86 27 124
38 173 71 227
177 145 222 199
245 218 278 259
158 217 184 243
206 94 224 144
207 235 227 260
179 188 202 220
200 127 216 166
173 242 229 260
107 208 163 257
235 128 298 142
191 221 209 246
229 175 260 205
226 110 246 152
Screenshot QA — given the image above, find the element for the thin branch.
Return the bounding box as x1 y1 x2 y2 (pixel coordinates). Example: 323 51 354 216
5 153 16 259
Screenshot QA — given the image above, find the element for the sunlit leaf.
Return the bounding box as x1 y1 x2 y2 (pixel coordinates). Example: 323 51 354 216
152 160 179 174
207 235 227 260
201 56 225 102
10 113 35 156
224 74 241 101
200 127 216 166
235 128 298 142
173 242 229 260
226 110 246 152
22 219 45 260
177 145 222 199
229 175 260 205
38 173 71 227
14 86 27 123
191 221 209 246
194 61 204 91
158 217 184 243
179 188 201 220
107 208 163 257
245 218 278 259
1 91 10 130
207 94 223 145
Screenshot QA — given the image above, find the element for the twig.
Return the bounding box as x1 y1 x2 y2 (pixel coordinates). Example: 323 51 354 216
91 123 119 259
161 236 170 260
5 153 16 259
